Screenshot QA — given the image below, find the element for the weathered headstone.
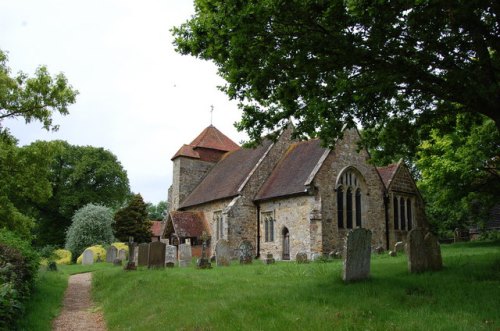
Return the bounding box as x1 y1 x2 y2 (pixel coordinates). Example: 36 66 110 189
407 228 428 273
215 239 231 267
113 258 122 266
178 243 192 267
424 232 443 271
394 241 405 253
134 249 138 264
82 249 94 265
138 243 149 267
165 245 177 267
148 241 166 268
106 246 118 263
342 228 372 282
264 253 275 265
196 231 212 269
239 240 253 264
118 249 127 261
296 252 309 264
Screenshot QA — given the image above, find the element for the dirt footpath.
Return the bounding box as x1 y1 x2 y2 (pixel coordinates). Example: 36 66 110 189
52 272 107 331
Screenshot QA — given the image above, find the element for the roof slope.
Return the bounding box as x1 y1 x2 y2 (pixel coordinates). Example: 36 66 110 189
169 211 209 238
255 139 327 201
180 140 273 208
150 220 164 237
376 163 399 189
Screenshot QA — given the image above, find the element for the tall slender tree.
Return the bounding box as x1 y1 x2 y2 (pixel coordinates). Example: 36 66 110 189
113 194 152 243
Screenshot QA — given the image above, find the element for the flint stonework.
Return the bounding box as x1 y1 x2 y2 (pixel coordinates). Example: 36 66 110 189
342 228 372 282
148 241 166 268
178 243 192 267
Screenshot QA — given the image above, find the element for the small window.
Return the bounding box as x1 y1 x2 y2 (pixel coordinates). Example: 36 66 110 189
337 187 344 228
262 212 274 242
213 211 222 240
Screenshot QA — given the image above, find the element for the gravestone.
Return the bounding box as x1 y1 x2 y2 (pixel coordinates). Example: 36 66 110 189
196 232 212 269
138 243 149 267
82 249 94 265
373 246 385 254
342 228 372 282
134 249 138 264
148 241 166 268
424 232 443 271
296 252 309 264
118 249 127 261
239 240 253 264
388 250 397 257
178 243 192 267
394 241 405 253
407 228 428 273
264 253 275 265
165 245 177 266
215 239 231 267
113 258 122 266
106 246 118 263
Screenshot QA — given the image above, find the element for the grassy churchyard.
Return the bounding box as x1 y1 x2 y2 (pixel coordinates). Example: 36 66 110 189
24 240 499 331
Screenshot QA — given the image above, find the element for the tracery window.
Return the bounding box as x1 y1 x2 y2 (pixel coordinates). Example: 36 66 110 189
393 195 414 230
336 168 365 229
262 211 275 242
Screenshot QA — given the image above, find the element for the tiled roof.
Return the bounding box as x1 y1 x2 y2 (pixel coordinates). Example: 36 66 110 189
150 220 164 237
172 144 200 160
255 139 327 201
169 211 209 238
377 163 399 189
180 140 273 208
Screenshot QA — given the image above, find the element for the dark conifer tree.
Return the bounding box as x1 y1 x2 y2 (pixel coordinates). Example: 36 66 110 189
113 194 152 243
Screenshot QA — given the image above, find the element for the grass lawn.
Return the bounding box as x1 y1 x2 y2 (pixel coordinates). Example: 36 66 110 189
90 241 500 331
18 263 115 331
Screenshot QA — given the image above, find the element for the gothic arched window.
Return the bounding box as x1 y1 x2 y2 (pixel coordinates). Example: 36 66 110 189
355 189 362 227
400 198 406 230
337 187 344 228
393 197 399 230
336 168 365 229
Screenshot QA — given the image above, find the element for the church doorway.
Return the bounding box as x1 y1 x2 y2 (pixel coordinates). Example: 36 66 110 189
282 227 290 260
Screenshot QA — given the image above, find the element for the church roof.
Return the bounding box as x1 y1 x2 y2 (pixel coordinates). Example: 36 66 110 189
150 220 164 237
255 139 328 201
376 163 400 189
172 125 240 161
168 211 209 238
180 140 273 208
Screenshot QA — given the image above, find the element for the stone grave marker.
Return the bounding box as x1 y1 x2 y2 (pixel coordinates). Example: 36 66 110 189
388 251 397 257
296 252 309 264
82 249 94 265
424 232 443 271
407 228 428 273
196 231 212 269
394 241 405 253
264 253 275 265
239 240 253 264
118 249 127 261
342 228 372 282
215 239 231 267
138 243 149 266
148 241 166 268
106 246 118 263
165 245 177 267
178 243 192 267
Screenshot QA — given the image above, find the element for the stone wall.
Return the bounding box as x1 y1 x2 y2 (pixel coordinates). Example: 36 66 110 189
314 129 387 253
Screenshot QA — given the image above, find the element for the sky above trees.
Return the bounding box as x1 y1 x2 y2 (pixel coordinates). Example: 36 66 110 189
0 0 247 203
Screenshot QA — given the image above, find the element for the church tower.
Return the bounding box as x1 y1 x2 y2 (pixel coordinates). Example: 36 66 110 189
169 125 240 211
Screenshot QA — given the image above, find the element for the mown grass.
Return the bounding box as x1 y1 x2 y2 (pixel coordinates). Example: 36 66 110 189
18 263 115 331
91 241 500 331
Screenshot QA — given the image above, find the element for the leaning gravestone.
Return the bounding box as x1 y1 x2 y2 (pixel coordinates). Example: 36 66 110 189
407 228 428 273
165 245 177 267
106 246 118 263
148 241 166 268
424 232 443 271
118 249 127 261
239 240 253 264
296 252 309 264
178 243 192 267
82 249 94 265
342 228 372 282
215 239 231 267
137 243 149 266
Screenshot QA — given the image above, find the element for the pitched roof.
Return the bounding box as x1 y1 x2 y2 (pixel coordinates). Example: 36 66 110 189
169 211 209 238
150 220 164 237
180 140 273 208
377 163 399 189
255 139 328 201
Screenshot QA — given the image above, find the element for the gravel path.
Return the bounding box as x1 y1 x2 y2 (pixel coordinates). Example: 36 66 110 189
52 272 107 331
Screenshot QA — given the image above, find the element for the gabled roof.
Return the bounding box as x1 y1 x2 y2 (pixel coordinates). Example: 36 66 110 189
180 140 273 208
150 220 164 237
376 163 399 189
255 139 328 201
172 125 240 161
168 211 209 238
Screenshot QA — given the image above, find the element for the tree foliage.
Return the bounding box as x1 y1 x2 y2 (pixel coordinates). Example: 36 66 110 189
113 194 152 243
32 141 130 247
0 49 78 131
173 1 499 154
146 200 168 220
64 204 115 260
417 115 500 233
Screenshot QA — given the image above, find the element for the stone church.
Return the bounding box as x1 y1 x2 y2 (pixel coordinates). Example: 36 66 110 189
164 125 427 261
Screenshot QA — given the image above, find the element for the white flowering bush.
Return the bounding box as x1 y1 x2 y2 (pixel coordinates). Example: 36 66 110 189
65 204 115 261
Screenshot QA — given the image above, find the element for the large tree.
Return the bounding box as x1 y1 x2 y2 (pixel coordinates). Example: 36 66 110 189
173 1 499 153
113 194 152 243
32 141 130 246
0 49 78 132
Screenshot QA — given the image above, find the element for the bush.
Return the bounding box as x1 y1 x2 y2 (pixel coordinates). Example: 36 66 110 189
479 230 500 241
54 249 72 265
0 229 40 330
76 245 106 264
65 204 115 261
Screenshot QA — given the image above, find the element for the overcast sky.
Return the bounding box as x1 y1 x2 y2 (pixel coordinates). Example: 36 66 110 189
0 0 248 204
